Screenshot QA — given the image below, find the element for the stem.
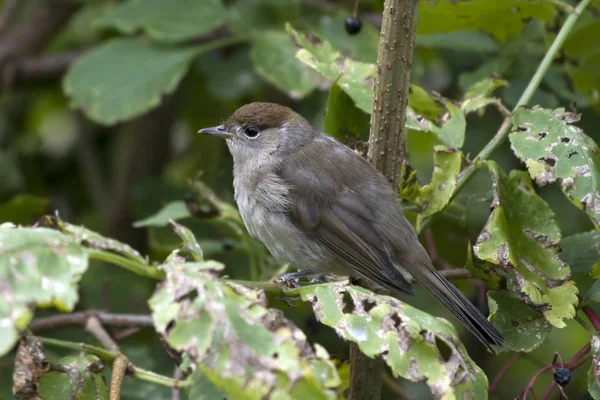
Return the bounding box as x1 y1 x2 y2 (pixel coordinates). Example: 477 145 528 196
38 336 190 388
584 305 600 331
451 0 591 200
39 336 116 363
110 355 128 400
88 249 165 280
489 352 523 393
352 0 419 399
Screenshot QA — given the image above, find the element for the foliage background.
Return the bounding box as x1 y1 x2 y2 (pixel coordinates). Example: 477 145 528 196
0 0 599 399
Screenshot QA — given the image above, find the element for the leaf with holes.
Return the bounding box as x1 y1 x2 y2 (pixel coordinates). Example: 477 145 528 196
437 100 466 149
0 225 88 357
488 291 552 352
509 106 600 228
287 283 488 398
149 262 340 399
286 23 438 136
461 76 508 114
474 162 578 328
417 146 462 230
43 215 146 265
94 0 227 43
169 220 204 261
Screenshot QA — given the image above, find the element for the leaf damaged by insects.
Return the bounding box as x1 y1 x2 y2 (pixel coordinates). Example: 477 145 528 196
474 162 578 329
509 106 600 228
148 261 340 399
289 283 488 399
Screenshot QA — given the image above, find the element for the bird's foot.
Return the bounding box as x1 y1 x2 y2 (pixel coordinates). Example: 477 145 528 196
274 271 325 288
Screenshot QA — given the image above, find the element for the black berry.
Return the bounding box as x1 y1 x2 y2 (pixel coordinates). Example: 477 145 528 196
344 17 362 35
553 367 571 387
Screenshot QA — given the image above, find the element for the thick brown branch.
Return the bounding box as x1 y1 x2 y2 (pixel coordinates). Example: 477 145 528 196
85 315 119 352
350 1 419 400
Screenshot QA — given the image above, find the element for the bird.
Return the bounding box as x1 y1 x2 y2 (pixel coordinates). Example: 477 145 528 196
199 102 503 351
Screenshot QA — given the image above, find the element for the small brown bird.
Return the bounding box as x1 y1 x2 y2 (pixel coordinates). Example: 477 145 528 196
199 102 503 351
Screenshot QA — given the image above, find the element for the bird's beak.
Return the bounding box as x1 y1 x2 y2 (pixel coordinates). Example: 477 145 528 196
198 125 233 139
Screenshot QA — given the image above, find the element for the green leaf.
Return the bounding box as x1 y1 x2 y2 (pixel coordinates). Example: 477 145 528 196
288 283 488 398
561 231 600 275
461 76 508 114
134 201 191 228
250 30 320 99
0 194 49 225
63 38 201 125
417 0 556 43
488 291 552 352
408 85 445 121
94 0 227 43
317 14 379 63
39 354 108 400
0 226 88 356
509 106 600 228
417 146 461 228
589 335 600 399
286 23 375 113
169 220 204 261
416 30 500 53
44 215 146 265
324 79 369 141
474 162 578 328
437 100 466 148
150 263 340 399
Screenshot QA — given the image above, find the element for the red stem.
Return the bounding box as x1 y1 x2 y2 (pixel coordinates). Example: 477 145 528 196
540 343 591 400
489 352 524 393
584 305 600 331
523 364 554 400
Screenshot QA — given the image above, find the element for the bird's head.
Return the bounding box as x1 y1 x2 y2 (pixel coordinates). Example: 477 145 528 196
198 102 316 162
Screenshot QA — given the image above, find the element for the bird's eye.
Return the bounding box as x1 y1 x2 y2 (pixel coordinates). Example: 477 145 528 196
244 125 260 138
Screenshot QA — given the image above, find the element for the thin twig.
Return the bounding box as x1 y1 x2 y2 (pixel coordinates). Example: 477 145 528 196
584 305 600 331
489 352 524 393
541 343 591 399
38 336 190 388
172 367 183 400
110 354 129 400
522 364 554 400
29 311 154 333
85 315 119 352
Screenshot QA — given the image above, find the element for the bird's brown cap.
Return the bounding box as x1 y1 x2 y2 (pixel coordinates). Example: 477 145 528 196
225 102 307 130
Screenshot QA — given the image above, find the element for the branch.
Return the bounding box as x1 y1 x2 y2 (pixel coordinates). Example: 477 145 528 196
0 0 78 66
366 0 418 187
110 355 129 400
1 50 82 89
450 0 592 202
29 311 153 333
350 1 419 399
85 315 119 352
0 0 21 35
38 336 190 388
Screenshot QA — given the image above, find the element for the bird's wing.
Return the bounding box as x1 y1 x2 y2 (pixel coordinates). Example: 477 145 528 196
279 144 413 295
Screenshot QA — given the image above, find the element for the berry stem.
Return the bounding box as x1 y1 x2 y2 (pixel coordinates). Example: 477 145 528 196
352 0 360 18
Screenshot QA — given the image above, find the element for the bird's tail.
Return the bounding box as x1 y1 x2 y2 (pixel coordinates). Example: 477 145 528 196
406 252 504 352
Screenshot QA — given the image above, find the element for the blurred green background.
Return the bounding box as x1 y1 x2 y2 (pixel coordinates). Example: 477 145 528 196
1 0 599 398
